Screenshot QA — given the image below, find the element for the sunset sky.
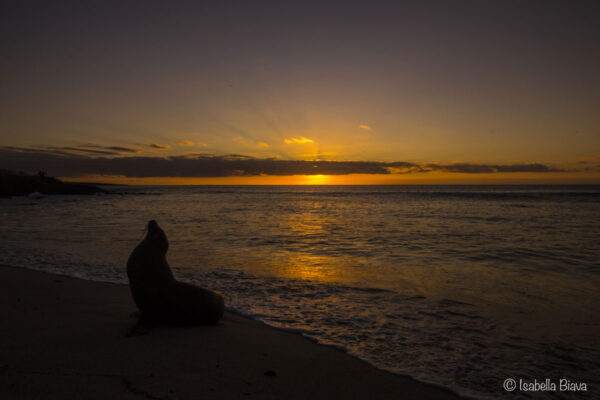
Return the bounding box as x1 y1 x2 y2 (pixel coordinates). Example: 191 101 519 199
1 1 599 184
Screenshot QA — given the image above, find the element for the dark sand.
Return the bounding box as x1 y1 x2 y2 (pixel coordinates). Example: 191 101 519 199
0 265 463 399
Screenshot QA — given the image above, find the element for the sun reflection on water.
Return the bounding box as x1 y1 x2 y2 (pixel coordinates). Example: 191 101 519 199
275 202 344 281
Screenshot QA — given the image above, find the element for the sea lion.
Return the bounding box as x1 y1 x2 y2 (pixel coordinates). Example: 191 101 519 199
127 220 224 325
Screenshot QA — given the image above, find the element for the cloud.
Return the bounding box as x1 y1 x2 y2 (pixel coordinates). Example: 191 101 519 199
43 144 141 156
284 137 314 144
48 146 119 156
103 146 141 153
149 143 171 150
359 124 373 132
423 163 558 174
575 157 600 171
177 141 195 146
0 146 569 178
257 142 269 147
177 152 213 159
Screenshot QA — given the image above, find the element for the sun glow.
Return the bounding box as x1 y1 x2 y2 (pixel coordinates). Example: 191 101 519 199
62 170 600 186
302 174 331 185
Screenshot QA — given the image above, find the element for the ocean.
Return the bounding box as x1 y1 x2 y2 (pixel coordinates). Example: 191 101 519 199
1 185 598 399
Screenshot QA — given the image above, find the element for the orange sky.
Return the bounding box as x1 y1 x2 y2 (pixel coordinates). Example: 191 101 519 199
63 171 600 186
1 2 599 185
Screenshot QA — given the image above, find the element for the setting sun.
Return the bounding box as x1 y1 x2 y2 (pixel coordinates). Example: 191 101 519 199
302 174 331 185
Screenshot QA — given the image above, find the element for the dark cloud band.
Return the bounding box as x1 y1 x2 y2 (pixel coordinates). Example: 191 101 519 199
0 146 566 178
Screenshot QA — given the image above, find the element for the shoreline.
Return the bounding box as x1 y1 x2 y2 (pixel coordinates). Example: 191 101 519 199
0 265 464 399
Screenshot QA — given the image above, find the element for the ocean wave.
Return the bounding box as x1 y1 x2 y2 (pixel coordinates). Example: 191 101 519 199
1 185 599 399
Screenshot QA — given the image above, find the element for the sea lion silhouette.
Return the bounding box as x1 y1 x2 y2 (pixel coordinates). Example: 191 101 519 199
127 220 224 325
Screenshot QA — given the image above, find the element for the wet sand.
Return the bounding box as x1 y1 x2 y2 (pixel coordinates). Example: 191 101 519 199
0 265 462 399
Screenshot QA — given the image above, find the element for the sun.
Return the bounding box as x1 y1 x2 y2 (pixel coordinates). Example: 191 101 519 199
302 174 331 185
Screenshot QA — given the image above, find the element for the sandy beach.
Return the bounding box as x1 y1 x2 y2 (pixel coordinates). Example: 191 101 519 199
0 265 462 400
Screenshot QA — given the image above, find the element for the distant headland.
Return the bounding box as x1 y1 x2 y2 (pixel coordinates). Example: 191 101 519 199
0 170 107 197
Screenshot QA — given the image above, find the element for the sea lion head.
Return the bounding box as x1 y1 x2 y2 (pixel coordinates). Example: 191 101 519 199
145 219 169 254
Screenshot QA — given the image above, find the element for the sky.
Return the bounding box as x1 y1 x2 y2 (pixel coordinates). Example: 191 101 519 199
1 0 599 184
